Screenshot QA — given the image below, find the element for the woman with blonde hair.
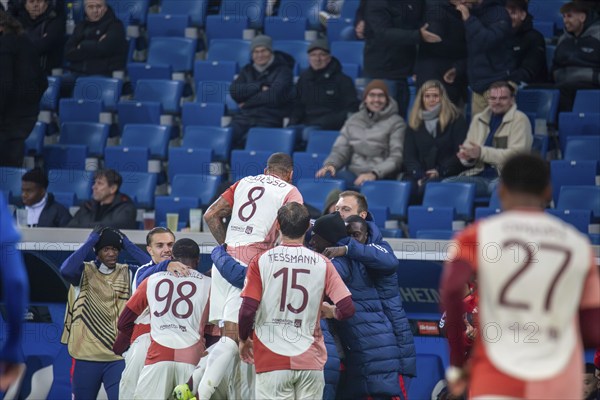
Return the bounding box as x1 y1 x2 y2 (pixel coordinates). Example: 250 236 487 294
403 80 468 201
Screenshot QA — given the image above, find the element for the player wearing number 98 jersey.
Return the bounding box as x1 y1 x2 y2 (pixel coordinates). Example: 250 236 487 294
113 239 211 400
441 154 600 400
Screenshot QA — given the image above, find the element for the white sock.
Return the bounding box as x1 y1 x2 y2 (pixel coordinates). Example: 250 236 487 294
196 337 238 400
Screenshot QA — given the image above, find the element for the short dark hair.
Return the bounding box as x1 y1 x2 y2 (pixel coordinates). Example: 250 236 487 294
345 215 367 227
94 169 123 191
488 81 516 97
22 168 49 189
266 153 294 176
172 238 200 266
560 1 590 14
146 227 175 246
339 190 368 214
277 202 310 239
500 154 550 196
506 0 528 11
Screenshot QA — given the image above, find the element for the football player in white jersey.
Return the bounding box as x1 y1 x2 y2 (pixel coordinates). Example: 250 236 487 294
113 238 211 399
442 154 600 399
199 152 303 399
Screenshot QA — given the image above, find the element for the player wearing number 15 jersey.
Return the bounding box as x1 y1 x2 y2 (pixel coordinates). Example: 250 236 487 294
113 239 211 400
441 154 600 400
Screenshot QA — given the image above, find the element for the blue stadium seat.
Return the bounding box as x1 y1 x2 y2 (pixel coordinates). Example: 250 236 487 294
292 152 327 184
24 122 46 157
572 90 600 113
368 205 390 229
40 76 61 112
229 149 272 181
339 0 360 19
167 147 213 182
547 209 591 234
528 1 564 33
0 167 26 204
58 99 103 123
121 124 170 159
341 62 360 80
146 13 190 38
161 0 207 27
183 126 233 161
73 77 123 112
326 19 354 42
171 174 221 207
515 88 559 125
119 171 157 209
205 14 248 42
59 122 110 157
532 134 549 159
134 79 184 114
104 146 150 174
195 80 232 104
415 230 454 240
563 136 600 162
182 102 226 127
220 0 266 29
407 206 454 238
408 354 445 400
264 16 307 40
147 37 197 73
422 182 476 221
361 180 412 221
550 160 597 204
273 40 310 71
306 130 339 154
194 60 238 81
278 0 324 30
155 195 200 226
245 127 296 154
43 144 88 170
474 188 502 220
53 191 77 208
108 0 149 25
558 112 600 152
47 169 93 204
117 101 162 131
556 186 600 222
126 64 172 87
296 179 345 212
533 20 554 39
207 39 250 67
331 41 364 69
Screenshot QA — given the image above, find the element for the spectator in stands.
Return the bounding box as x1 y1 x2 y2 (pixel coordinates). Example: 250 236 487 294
416 0 469 106
457 0 516 116
67 169 137 229
289 39 359 132
363 0 441 117
62 0 127 95
0 11 47 168
229 34 294 149
315 80 405 188
506 0 548 86
403 80 468 202
20 168 71 227
17 0 65 75
444 81 533 196
553 1 600 111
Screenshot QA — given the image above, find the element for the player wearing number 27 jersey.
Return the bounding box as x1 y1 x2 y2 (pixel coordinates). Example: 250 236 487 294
441 154 600 400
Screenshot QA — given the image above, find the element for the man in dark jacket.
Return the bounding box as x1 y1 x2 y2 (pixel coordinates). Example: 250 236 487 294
363 0 441 117
20 168 71 227
553 1 600 111
289 38 359 131
0 10 47 168
229 34 294 149
67 169 137 229
457 0 516 116
506 0 548 85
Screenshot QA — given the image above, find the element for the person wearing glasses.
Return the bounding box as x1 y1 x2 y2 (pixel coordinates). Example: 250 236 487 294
315 80 405 189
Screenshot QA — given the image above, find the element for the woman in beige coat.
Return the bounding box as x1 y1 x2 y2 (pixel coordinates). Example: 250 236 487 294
315 80 405 188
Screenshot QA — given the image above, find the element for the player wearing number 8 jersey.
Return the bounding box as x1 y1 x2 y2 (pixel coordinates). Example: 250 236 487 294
441 154 600 400
113 239 211 400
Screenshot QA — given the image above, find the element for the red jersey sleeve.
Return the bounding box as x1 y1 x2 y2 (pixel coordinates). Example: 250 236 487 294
126 278 149 315
449 223 479 271
283 186 303 205
240 257 263 302
580 252 600 310
324 260 351 303
221 180 240 207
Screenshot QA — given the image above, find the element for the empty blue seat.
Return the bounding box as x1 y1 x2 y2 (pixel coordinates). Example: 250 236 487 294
558 112 600 152
182 102 226 127
220 0 266 29
533 20 554 39
161 0 207 26
264 16 307 40
60 122 110 157
108 0 149 25
515 88 559 125
126 64 172 87
296 178 345 212
73 77 123 112
547 209 591 234
368 205 390 229
0 167 26 204
205 14 248 42
43 144 88 170
556 186 600 222
121 124 170 159
341 62 360 80
474 188 502 220
53 191 77 208
407 206 454 238
171 174 221 207
134 79 184 114
361 180 412 221
183 126 233 161
155 196 200 226
24 122 46 156
147 37 197 73
207 39 250 66
195 80 231 104
563 136 600 162
306 130 339 154
229 149 272 181
278 0 324 30
119 171 157 208
292 152 327 184
423 182 476 221
59 99 103 123
273 40 310 71
572 90 600 113
339 0 360 19
528 1 564 32
331 41 365 69
40 76 61 112
245 127 295 154
47 169 93 203
167 147 213 182
550 160 597 204
326 19 354 42
194 60 238 81
146 13 190 38
117 101 162 131
104 146 150 174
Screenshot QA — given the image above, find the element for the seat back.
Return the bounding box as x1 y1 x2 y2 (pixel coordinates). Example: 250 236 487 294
572 90 600 113
171 174 221 206
58 98 103 123
126 63 172 87
423 182 476 220
546 209 591 234
264 16 307 40
292 152 327 184
272 40 310 71
245 127 295 154
278 0 324 30
361 180 412 220
134 79 184 114
205 14 248 42
563 136 600 162
117 100 162 131
331 41 365 69
40 76 61 111
306 130 339 155
147 37 197 72
194 60 238 81
60 122 109 157
557 186 600 221
73 77 123 112
195 80 231 104
229 149 272 182
407 206 454 238
183 126 233 161
515 88 559 125
220 0 266 29
207 39 251 66
0 167 26 204
531 134 549 159
120 171 157 209
161 0 207 26
104 146 150 175
167 147 213 182
550 160 597 204
296 179 345 212
558 112 600 152
121 124 170 159
24 122 46 156
146 13 190 38
182 102 226 127
47 169 93 203
43 145 88 170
